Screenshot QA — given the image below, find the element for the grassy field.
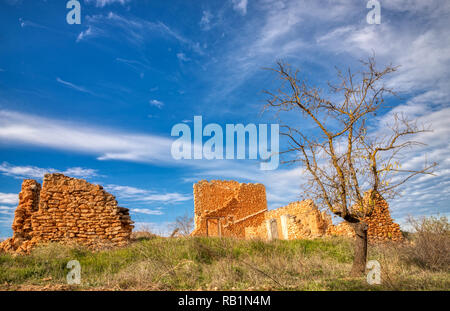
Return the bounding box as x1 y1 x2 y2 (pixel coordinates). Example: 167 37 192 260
0 234 448 291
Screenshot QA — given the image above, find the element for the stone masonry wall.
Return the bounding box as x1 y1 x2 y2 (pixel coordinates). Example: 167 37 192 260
0 173 134 254
191 180 267 238
245 200 332 240
326 192 403 242
11 180 41 242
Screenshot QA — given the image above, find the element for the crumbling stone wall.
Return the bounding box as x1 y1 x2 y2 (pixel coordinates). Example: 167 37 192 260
364 192 403 241
326 221 355 238
0 173 134 254
191 180 267 238
11 180 41 242
246 200 332 240
326 192 403 242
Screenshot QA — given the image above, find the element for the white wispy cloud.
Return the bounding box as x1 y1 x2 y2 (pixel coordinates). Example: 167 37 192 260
115 57 153 74
0 205 15 215
0 109 262 172
0 193 18 205
200 10 213 30
0 109 174 164
316 23 450 96
176 52 190 62
130 208 164 215
85 0 131 7
103 185 148 197
76 26 100 42
77 12 204 55
149 99 164 108
202 0 319 100
104 184 191 203
0 217 14 225
0 162 99 179
59 167 99 178
0 206 14 211
0 205 16 218
56 77 95 95
19 17 49 30
231 0 248 15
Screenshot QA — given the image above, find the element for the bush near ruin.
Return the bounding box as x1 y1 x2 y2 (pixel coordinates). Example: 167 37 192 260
0 173 134 254
401 216 450 270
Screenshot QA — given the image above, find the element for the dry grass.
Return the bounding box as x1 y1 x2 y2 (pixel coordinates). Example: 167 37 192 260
0 221 448 291
131 230 159 241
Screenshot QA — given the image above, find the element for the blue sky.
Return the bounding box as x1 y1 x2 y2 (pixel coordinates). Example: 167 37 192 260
0 0 449 238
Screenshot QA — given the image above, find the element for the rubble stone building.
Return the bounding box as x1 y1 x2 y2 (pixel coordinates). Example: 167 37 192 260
0 173 134 254
192 180 403 242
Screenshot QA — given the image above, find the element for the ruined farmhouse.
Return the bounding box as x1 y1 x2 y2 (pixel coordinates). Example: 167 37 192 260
191 180 403 242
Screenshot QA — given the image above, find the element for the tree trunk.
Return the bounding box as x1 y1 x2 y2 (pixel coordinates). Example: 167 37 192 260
350 222 368 276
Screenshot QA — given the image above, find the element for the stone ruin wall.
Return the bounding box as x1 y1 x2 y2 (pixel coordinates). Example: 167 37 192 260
0 173 134 254
364 192 403 241
191 180 267 238
245 200 332 240
11 179 41 243
192 179 403 243
327 192 403 242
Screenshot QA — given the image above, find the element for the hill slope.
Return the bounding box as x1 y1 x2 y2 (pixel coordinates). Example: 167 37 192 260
0 236 448 291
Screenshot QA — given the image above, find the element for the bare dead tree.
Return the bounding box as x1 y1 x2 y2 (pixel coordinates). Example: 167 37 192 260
263 56 437 275
171 213 194 236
